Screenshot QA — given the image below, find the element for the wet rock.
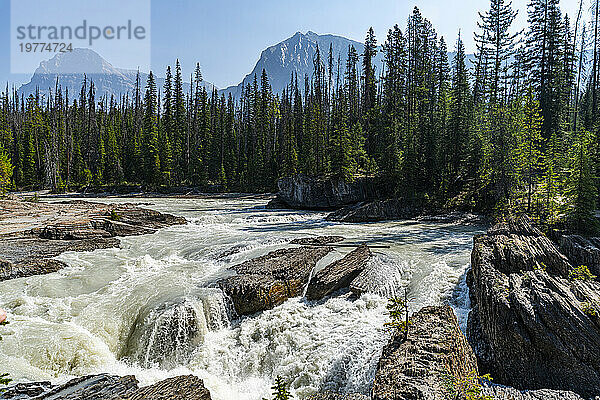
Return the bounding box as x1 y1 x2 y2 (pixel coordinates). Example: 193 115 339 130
326 199 418 223
0 374 140 399
306 245 371 301
275 174 385 210
372 305 478 400
559 235 600 280
124 375 212 400
0 381 53 398
327 199 487 224
0 375 212 400
0 258 67 281
306 393 368 400
467 217 600 397
290 236 345 245
0 200 186 281
265 197 289 210
218 246 333 315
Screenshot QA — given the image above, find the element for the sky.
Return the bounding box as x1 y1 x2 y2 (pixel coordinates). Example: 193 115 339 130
0 0 584 90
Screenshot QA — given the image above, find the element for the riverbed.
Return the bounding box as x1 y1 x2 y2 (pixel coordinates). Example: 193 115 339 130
0 197 485 399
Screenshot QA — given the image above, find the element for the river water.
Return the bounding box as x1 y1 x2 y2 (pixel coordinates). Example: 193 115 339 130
0 197 485 399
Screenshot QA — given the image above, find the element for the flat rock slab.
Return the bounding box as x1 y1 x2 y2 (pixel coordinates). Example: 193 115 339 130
290 236 345 245
306 245 371 301
306 393 368 400
0 200 186 281
372 305 478 400
124 375 212 400
218 245 333 316
0 374 212 400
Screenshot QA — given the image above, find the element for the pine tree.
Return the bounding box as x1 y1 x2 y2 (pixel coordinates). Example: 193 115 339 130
0 144 13 195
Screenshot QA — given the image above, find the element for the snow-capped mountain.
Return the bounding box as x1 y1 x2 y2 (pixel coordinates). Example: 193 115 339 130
219 31 385 99
19 48 217 100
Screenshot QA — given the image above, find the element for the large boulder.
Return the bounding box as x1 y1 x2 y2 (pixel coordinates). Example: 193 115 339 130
467 217 600 397
372 305 478 400
124 375 211 400
306 245 371 301
218 245 333 316
273 174 385 210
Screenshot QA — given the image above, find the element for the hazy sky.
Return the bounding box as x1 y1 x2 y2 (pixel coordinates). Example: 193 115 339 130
0 0 584 89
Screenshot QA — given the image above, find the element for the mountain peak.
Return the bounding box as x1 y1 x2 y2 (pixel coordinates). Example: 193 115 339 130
35 48 126 76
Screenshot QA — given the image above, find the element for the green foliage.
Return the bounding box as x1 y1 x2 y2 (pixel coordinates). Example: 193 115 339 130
0 144 13 196
385 292 411 338
442 369 493 400
569 265 597 281
582 301 598 318
109 210 121 221
262 376 293 400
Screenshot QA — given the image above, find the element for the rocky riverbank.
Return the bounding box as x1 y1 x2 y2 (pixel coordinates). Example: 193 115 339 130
0 199 186 281
0 374 211 400
467 217 600 398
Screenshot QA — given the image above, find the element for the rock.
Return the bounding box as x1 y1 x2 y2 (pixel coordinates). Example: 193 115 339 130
275 174 386 210
123 375 211 400
0 381 53 398
480 384 590 400
467 217 600 397
372 305 479 400
306 393 368 400
0 258 67 281
0 375 212 400
218 246 333 316
0 374 140 400
326 199 419 223
265 197 289 209
306 245 371 301
0 200 186 281
327 200 488 224
559 235 600 280
290 236 345 245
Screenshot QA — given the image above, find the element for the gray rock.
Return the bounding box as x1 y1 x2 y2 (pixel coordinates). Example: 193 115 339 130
290 236 345 245
326 199 419 223
0 200 186 281
306 392 368 400
123 375 211 400
275 174 385 210
306 245 371 301
559 235 600 280
0 374 212 400
372 305 479 400
467 217 600 398
218 246 333 316
481 384 589 400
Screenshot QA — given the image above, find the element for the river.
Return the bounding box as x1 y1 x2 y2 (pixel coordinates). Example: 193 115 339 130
0 197 485 399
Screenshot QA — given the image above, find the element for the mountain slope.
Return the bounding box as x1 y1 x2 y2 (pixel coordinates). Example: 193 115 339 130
19 48 217 100
219 31 385 99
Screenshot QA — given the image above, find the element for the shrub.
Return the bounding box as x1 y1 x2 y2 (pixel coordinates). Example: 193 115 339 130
569 265 597 281
582 302 598 318
442 369 493 400
385 290 411 340
263 376 292 400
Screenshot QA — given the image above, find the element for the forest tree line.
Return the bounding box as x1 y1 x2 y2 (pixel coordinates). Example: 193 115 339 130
0 0 599 231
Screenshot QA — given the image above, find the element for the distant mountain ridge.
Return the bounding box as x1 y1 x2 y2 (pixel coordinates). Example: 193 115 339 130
218 31 385 99
18 48 217 101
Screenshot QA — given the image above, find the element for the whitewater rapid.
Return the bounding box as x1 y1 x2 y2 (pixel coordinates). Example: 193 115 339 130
0 197 485 399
